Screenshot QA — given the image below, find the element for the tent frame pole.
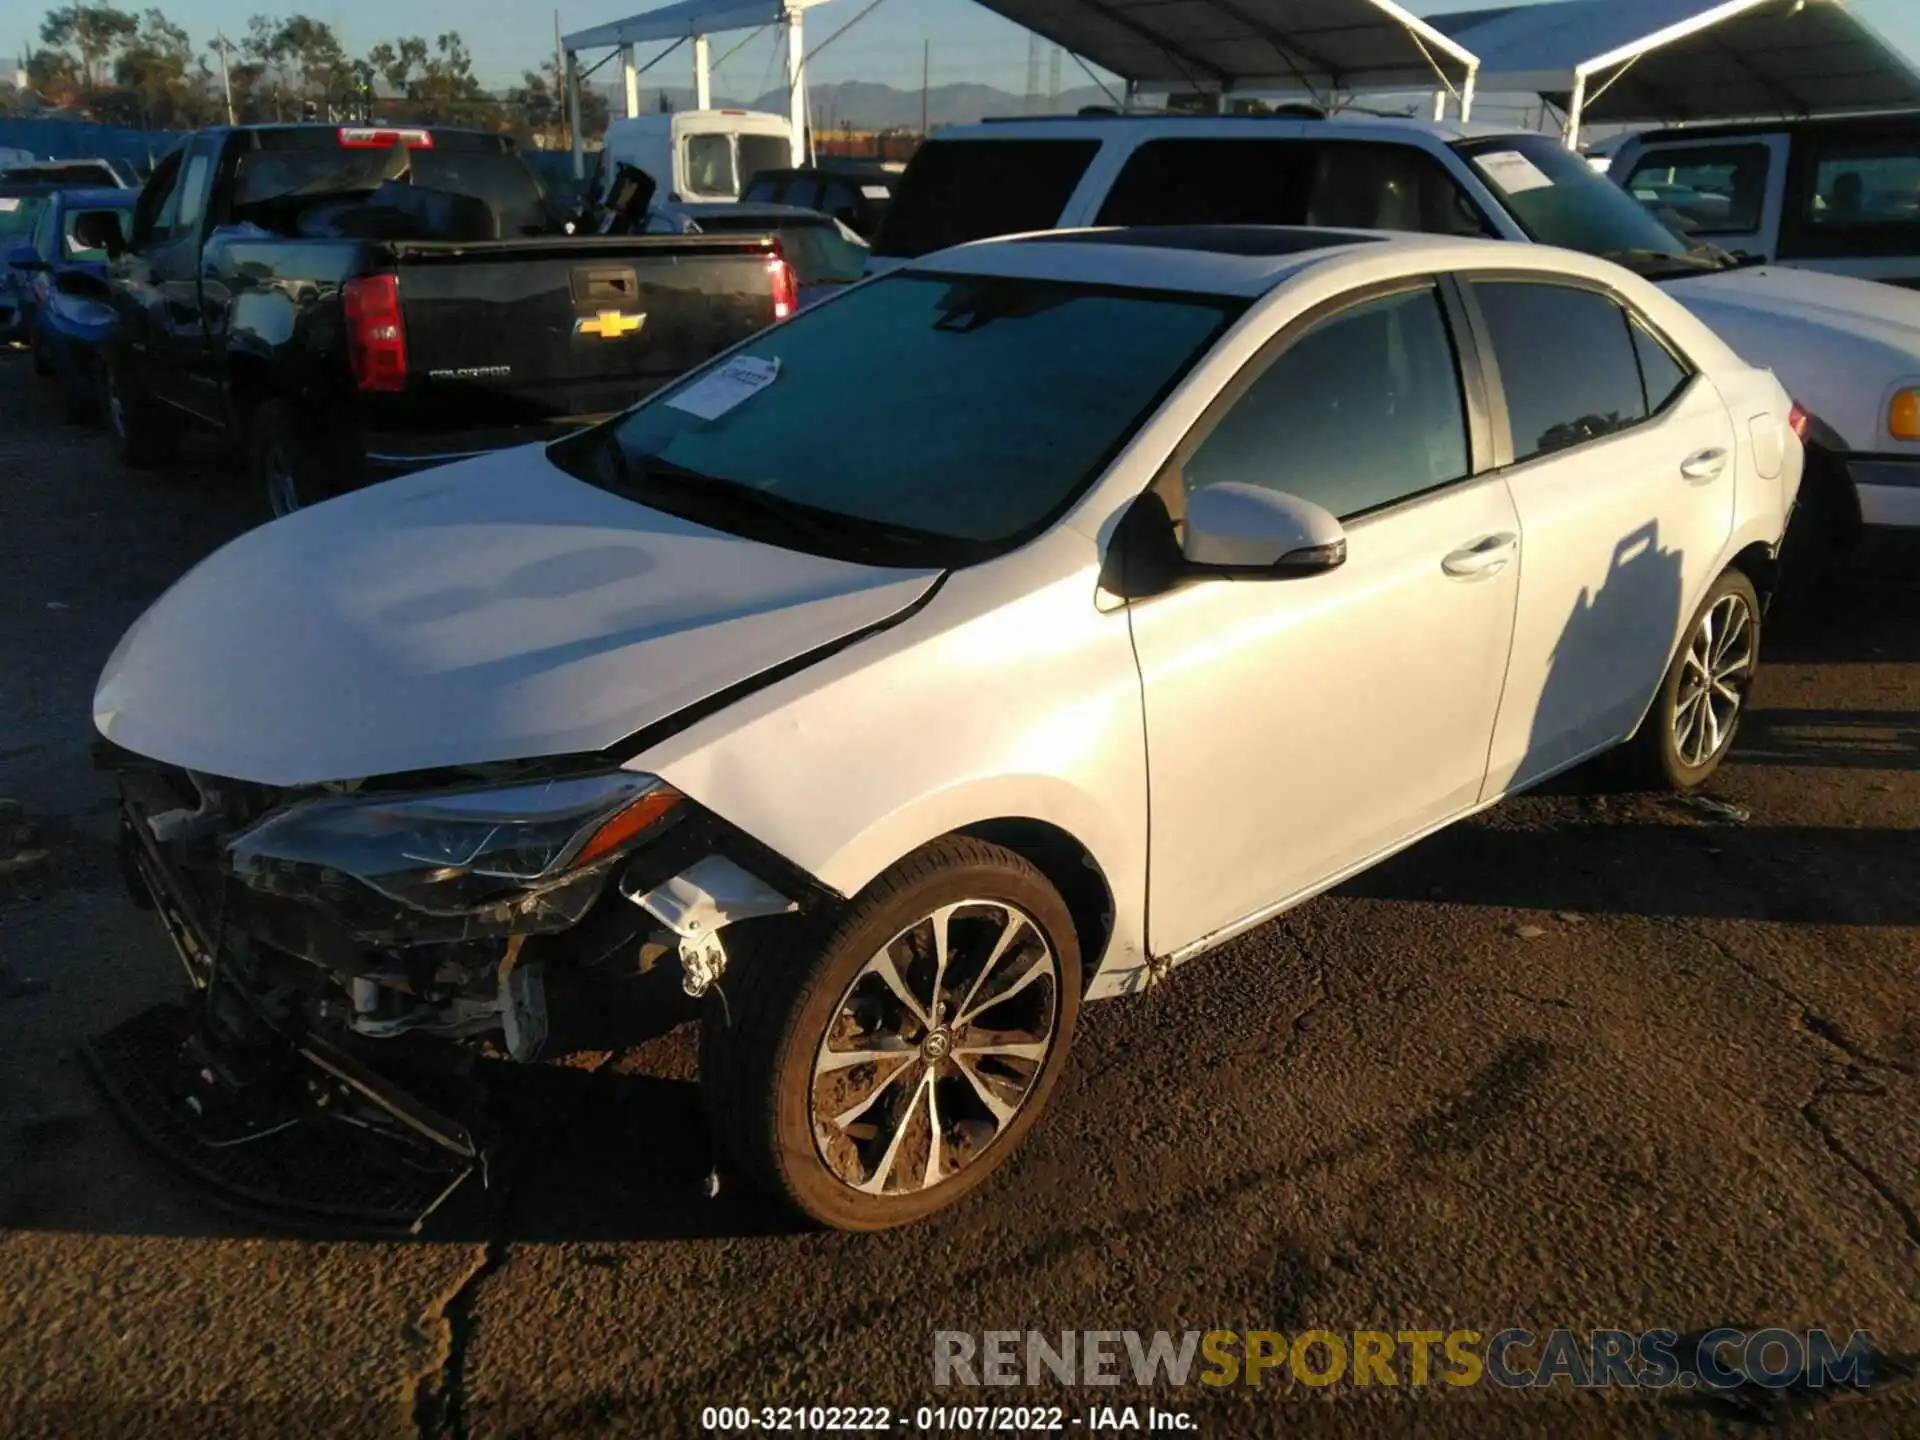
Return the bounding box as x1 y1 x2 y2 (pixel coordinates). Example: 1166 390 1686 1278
786 8 806 166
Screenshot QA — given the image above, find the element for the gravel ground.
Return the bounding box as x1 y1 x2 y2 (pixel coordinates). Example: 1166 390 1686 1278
0 353 1915 1439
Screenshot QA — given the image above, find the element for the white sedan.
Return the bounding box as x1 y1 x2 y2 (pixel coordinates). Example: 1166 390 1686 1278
95 228 1801 1230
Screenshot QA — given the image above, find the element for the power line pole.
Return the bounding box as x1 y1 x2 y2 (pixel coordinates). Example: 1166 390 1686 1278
1049 45 1061 108
1025 33 1039 114
920 39 928 136
553 10 568 152
212 33 236 125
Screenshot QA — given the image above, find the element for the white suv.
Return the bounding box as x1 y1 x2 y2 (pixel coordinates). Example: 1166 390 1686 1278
875 114 1920 538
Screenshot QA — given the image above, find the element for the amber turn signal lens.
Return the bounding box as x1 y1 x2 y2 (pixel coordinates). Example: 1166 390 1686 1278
1890 389 1920 442
571 786 683 868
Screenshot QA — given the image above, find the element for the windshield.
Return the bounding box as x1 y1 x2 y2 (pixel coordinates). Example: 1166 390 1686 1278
1452 134 1725 278
549 273 1242 565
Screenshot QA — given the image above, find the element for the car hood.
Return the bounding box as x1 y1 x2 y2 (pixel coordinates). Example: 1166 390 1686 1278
1664 265 1920 354
95 445 941 787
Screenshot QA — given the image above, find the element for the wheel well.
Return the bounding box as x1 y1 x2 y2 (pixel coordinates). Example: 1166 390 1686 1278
1728 540 1780 604
955 818 1115 987
225 355 274 436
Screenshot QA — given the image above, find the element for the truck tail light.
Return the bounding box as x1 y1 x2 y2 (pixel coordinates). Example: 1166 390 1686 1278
1787 401 1812 442
768 251 797 321
344 274 407 392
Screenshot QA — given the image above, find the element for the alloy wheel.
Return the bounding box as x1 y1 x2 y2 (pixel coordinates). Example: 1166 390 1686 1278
811 900 1060 1197
1672 591 1755 768
261 433 300 517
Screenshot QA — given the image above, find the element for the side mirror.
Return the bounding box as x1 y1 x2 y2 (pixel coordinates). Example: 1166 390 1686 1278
1183 482 1347 576
5 243 45 272
71 210 125 258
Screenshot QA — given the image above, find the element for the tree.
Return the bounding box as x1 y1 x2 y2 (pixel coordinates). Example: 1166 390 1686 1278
364 30 492 125
114 10 218 127
242 12 350 118
39 4 139 88
506 57 608 148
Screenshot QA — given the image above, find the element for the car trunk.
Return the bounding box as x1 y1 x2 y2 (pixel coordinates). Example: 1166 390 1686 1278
382 234 779 428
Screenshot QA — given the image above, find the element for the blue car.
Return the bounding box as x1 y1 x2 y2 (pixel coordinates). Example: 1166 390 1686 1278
0 181 56 343
6 186 134 418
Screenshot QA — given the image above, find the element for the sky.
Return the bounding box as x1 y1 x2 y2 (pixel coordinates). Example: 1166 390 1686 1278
37 0 1920 106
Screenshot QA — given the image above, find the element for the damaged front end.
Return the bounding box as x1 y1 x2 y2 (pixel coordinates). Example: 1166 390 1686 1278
89 745 812 1232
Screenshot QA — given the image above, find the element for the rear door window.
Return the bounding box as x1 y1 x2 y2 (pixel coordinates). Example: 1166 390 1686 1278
1623 144 1770 236
1471 280 1652 462
872 139 1098 258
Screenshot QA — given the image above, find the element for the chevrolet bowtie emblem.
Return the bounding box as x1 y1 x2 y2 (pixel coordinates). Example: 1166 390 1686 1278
576 310 646 339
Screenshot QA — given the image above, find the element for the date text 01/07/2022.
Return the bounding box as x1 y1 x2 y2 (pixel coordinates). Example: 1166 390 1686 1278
699 1404 1198 1432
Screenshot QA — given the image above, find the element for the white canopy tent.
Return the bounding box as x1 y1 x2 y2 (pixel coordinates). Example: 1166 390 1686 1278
1432 0 1920 145
956 0 1482 117
561 0 832 176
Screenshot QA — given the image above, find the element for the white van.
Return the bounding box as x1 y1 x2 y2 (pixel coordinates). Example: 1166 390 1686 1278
1611 112 1920 289
598 109 794 205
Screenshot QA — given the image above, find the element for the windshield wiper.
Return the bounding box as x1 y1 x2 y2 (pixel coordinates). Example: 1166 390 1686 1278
622 452 950 563
1599 247 1728 281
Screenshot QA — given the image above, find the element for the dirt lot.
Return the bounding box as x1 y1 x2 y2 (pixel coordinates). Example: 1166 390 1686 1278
0 353 1915 1440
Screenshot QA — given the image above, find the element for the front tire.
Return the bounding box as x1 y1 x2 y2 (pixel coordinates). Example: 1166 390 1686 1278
104 353 177 469
247 396 336 518
1630 568 1761 792
700 838 1082 1231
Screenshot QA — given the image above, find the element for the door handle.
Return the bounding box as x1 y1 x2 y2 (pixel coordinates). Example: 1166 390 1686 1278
1680 447 1729 483
1442 532 1518 579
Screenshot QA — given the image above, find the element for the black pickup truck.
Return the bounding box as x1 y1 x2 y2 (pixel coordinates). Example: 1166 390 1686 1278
98 123 795 514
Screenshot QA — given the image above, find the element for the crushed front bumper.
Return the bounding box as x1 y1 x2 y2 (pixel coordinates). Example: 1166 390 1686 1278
87 789 500 1235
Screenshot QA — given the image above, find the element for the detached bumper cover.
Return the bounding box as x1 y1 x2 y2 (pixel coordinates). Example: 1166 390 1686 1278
83 1003 483 1234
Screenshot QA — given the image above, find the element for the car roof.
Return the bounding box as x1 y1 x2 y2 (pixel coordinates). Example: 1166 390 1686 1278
905 225 1615 299
934 112 1528 146
54 186 135 209
1627 109 1920 145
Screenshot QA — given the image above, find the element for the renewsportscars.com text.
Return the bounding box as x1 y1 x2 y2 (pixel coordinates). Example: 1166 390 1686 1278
933 1328 1877 1391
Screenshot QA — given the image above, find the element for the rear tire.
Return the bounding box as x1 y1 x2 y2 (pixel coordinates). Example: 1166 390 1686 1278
1627 568 1761 792
699 838 1082 1231
104 354 177 469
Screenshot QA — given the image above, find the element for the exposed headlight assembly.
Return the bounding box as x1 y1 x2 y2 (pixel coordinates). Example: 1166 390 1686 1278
229 771 684 918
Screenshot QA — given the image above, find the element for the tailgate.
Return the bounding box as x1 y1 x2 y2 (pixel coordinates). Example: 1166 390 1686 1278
388 235 777 423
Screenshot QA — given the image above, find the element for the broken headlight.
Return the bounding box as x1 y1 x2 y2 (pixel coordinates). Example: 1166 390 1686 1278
228 771 683 917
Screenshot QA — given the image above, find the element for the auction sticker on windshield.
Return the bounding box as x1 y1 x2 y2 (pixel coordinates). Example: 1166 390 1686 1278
667 355 782 422
1475 151 1555 196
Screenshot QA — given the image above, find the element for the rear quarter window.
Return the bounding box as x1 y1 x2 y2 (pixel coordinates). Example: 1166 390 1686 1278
872 139 1098 258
